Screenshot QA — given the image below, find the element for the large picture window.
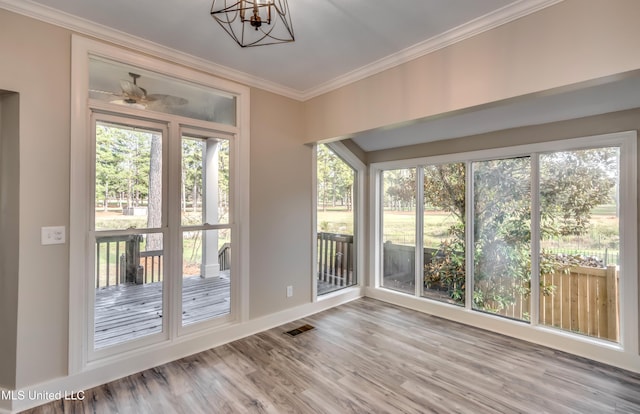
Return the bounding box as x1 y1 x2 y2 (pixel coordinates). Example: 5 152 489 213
373 132 636 352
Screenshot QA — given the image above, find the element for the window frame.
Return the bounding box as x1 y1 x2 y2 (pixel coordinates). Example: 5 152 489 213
312 141 366 300
177 126 237 336
370 131 637 363
70 36 250 372
88 113 171 361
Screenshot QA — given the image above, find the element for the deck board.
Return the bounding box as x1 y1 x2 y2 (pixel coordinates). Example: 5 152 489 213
94 273 231 349
96 275 343 348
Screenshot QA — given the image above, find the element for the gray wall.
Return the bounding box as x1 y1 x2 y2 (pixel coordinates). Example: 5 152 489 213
0 91 19 389
0 10 71 388
250 88 311 317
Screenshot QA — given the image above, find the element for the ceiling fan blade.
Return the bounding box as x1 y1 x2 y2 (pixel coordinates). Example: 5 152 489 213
89 89 119 97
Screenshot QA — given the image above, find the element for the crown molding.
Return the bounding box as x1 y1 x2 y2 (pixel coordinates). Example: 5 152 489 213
299 0 564 101
0 0 563 102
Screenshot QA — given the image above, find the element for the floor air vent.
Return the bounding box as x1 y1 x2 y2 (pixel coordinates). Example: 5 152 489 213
285 324 315 337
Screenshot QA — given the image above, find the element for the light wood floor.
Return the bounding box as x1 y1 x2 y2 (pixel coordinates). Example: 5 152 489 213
23 298 640 413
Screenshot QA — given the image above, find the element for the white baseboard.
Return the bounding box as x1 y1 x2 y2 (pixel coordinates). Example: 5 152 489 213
10 288 363 413
0 391 10 414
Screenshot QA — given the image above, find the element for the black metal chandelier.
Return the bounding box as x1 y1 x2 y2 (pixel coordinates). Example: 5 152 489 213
210 0 295 48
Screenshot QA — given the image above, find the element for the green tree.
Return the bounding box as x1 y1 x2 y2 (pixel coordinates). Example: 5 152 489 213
384 168 416 211
317 144 355 211
95 125 125 211
147 133 162 250
95 124 153 216
423 148 617 313
181 138 203 213
423 163 466 302
217 140 230 221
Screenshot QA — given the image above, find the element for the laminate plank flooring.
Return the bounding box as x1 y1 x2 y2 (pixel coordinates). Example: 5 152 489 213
22 298 640 413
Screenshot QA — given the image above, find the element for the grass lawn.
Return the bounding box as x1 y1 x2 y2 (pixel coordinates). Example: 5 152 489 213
318 207 459 248
318 205 619 263
94 211 231 286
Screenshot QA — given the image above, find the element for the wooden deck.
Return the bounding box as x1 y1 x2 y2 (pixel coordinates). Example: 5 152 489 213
95 272 230 349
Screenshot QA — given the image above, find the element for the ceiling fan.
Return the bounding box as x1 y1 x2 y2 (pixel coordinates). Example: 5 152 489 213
91 72 188 110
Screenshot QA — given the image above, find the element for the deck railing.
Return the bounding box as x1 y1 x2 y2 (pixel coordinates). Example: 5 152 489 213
317 232 354 288
218 243 231 271
96 235 164 288
96 236 232 288
139 250 164 284
95 235 127 287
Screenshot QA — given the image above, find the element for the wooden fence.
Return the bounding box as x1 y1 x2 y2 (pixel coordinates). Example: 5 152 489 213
472 265 619 342
382 243 620 342
540 265 619 341
383 242 440 279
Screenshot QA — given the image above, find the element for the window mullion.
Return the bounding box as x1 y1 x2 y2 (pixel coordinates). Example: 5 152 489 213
376 169 383 289
530 154 541 326
167 121 182 340
415 167 424 297
465 161 473 310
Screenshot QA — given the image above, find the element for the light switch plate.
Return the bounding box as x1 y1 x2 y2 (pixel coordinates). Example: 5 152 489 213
41 226 66 245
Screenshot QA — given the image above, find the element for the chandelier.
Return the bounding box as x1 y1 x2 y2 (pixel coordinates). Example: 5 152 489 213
210 0 295 48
